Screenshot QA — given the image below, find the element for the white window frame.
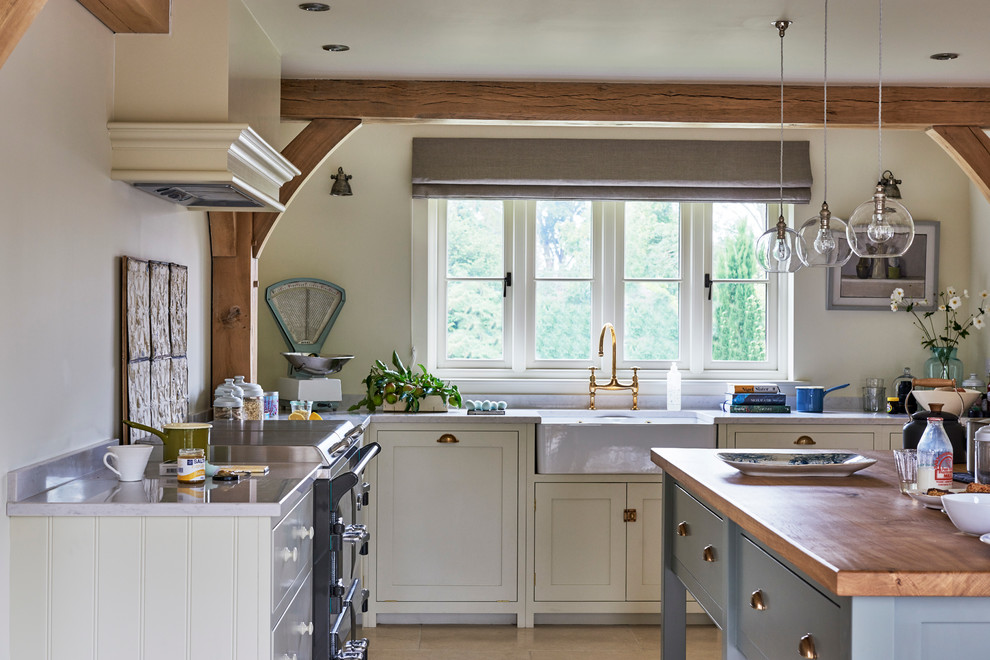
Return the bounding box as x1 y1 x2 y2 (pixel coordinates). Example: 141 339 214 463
411 199 792 385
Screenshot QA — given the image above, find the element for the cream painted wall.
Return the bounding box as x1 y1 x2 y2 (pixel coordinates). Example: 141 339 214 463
0 3 212 657
969 182 990 379
259 122 976 398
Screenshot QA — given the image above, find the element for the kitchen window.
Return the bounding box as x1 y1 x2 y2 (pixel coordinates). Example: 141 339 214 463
412 198 790 382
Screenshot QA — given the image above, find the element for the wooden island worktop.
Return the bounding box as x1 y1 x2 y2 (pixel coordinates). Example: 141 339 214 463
652 448 990 660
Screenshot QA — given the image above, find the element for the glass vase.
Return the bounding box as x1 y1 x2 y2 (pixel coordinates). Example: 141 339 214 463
924 346 963 384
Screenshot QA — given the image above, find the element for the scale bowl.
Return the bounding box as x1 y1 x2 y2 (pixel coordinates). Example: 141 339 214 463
282 352 353 376
909 387 982 417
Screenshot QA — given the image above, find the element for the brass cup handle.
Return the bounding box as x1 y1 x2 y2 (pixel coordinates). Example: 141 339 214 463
749 589 767 611
676 521 689 536
798 634 818 659
702 545 716 562
437 433 459 443
794 435 816 445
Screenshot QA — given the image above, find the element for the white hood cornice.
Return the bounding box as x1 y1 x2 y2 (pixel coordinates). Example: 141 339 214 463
108 122 301 212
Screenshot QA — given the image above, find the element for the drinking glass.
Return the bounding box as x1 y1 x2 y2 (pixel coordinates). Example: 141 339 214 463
893 448 918 494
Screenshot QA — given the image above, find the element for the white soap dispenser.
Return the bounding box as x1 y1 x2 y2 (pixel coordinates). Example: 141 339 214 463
667 364 682 411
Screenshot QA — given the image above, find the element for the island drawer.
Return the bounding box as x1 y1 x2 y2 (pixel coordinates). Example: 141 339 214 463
273 488 315 620
737 534 846 660
272 570 314 660
670 484 725 624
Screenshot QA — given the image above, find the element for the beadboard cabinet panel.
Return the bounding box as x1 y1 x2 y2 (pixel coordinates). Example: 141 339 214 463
10 515 283 660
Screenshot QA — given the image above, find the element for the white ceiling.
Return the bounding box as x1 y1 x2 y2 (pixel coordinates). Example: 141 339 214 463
244 0 990 85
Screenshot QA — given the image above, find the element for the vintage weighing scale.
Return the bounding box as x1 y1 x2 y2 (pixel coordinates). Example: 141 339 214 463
265 277 353 410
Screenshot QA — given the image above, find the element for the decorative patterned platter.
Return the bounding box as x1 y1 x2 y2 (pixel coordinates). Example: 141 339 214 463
716 451 877 477
908 488 965 510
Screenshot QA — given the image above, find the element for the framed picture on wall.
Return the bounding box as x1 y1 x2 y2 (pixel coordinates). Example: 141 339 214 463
826 220 939 311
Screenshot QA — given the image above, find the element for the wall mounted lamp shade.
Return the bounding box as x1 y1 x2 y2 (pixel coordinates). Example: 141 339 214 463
797 0 855 268
756 19 806 274
848 0 914 259
330 167 353 196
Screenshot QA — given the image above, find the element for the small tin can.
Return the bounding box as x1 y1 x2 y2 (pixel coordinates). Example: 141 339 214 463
177 448 206 483
263 391 279 420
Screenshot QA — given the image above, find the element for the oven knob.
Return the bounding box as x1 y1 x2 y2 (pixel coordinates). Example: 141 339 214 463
331 580 346 598
294 622 314 636
280 547 299 563
361 484 370 506
331 521 346 535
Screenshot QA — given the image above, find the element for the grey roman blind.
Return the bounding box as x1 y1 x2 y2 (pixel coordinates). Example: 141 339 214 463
411 138 812 203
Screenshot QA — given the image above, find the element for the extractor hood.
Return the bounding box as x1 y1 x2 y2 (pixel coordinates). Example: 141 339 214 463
108 122 301 212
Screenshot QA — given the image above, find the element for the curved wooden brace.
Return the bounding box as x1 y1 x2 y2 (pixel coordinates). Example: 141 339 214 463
927 126 990 204
0 0 48 72
252 118 362 257
209 118 361 386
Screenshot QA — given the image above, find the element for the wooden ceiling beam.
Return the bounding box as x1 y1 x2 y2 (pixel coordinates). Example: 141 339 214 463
282 79 990 129
75 0 169 33
0 0 48 71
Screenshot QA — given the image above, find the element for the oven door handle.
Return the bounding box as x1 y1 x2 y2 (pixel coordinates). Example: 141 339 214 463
327 443 380 510
350 442 380 479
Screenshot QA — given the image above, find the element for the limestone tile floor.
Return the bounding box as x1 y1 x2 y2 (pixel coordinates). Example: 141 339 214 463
355 624 721 659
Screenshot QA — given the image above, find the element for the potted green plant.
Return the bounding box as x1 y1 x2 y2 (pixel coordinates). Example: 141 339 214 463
349 351 462 413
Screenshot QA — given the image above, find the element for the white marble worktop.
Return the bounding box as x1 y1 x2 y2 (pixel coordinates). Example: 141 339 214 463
7 440 320 518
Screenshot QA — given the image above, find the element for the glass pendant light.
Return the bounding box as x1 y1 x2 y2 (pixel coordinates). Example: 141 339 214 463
847 0 914 258
797 0 855 268
756 20 806 274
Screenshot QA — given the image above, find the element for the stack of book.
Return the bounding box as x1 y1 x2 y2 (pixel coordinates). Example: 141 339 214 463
722 384 790 413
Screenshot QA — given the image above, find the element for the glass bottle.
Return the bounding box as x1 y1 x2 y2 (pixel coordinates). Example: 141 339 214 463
917 417 953 491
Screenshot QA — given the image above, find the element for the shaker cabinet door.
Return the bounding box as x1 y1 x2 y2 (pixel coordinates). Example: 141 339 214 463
376 429 518 602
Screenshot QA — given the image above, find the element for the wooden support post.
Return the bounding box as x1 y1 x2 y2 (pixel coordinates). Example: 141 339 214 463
927 126 990 204
209 211 258 388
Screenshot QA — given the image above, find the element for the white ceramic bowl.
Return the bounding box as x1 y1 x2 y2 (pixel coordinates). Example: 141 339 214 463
942 493 990 535
909 388 982 417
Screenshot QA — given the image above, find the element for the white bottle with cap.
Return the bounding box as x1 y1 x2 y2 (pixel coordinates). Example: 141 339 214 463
666 364 681 411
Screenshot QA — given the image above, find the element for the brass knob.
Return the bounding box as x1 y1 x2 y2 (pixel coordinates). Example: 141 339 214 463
749 589 767 611
676 521 689 536
702 545 716 562
437 433 459 443
798 634 818 659
794 435 816 445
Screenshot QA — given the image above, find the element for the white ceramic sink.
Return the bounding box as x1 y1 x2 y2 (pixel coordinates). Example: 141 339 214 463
536 409 716 474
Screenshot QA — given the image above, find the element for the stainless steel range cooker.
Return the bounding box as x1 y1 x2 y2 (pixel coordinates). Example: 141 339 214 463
211 418 380 660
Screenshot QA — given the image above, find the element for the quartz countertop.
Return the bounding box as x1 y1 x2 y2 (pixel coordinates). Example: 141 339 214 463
7 462 320 517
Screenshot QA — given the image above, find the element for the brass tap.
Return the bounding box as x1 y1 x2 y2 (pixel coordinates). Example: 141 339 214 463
589 323 639 410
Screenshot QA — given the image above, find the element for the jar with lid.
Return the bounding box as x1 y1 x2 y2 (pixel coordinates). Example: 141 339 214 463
235 376 265 421
892 367 916 415
177 447 206 484
213 393 243 421
215 378 244 400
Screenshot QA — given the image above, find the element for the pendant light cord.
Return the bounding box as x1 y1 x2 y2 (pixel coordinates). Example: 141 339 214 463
779 25 785 206
823 0 829 202
877 0 883 180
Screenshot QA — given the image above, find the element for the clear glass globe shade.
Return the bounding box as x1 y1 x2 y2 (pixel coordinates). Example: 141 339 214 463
847 195 915 258
796 214 854 268
756 226 806 273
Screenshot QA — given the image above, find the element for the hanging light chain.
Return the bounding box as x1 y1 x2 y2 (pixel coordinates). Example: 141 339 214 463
778 21 785 207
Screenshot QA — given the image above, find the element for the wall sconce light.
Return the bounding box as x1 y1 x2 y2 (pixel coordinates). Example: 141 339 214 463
330 167 353 196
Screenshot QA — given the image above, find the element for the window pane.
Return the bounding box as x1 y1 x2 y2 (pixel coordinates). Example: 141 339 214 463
624 202 680 279
623 282 679 361
711 282 767 361
447 200 503 278
446 280 503 360
535 200 592 278
712 203 765 279
535 281 591 360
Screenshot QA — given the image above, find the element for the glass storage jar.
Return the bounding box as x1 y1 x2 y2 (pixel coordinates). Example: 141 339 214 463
213 393 242 421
